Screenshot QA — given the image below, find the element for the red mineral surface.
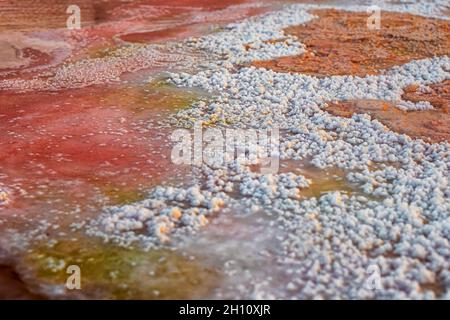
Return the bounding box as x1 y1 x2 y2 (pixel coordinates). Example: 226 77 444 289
253 9 450 77
326 80 450 143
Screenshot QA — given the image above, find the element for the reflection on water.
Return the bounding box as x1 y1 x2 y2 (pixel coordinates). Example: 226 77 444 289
179 204 286 299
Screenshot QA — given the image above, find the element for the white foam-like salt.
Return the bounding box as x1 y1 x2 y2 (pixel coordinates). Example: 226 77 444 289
86 2 450 299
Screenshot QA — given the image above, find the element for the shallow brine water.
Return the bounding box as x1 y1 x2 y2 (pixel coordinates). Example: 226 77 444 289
0 0 291 299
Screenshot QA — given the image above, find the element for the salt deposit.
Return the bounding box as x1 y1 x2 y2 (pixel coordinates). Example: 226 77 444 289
86 2 450 299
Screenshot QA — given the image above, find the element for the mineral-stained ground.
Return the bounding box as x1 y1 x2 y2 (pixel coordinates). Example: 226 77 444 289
253 9 450 77
0 0 450 300
255 7 450 144
326 80 450 144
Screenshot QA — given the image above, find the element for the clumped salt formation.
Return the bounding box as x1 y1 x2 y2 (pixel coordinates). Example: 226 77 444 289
0 42 201 91
87 164 312 248
376 0 450 19
89 2 450 299
87 185 228 249
183 7 315 66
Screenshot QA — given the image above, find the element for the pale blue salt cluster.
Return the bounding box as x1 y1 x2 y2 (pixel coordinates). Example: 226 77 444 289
87 185 228 248
184 6 315 65
89 2 450 299
171 56 449 118
0 41 201 91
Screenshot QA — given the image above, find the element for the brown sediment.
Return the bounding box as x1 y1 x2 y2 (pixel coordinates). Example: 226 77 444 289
419 281 445 298
402 80 450 111
249 158 359 199
253 9 450 77
326 100 450 143
0 265 44 299
0 0 266 32
325 80 450 143
0 0 97 31
279 159 356 198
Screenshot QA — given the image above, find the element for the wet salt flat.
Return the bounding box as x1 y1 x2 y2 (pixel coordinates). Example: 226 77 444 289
0 0 281 299
0 0 450 299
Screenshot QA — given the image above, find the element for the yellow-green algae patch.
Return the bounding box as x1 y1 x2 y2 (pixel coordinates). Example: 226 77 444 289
300 175 354 199
88 44 139 60
103 78 206 116
20 238 221 299
279 159 357 198
102 186 147 206
145 77 204 110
